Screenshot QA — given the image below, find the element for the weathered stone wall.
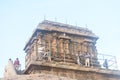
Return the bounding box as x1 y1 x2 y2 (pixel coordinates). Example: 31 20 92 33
2 72 120 80
22 20 120 80
24 20 100 68
24 61 120 80
36 67 120 80
2 74 77 80
33 31 100 67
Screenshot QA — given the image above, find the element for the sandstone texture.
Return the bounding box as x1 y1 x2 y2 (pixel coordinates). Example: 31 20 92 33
1 74 76 80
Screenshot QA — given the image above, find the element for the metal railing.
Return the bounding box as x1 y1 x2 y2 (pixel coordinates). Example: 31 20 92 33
98 53 118 70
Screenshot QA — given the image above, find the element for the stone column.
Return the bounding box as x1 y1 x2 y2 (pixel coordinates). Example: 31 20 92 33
31 40 37 61
87 43 94 66
56 38 59 57
73 42 77 56
69 41 73 58
59 39 64 53
80 43 83 53
82 42 87 54
77 43 81 52
64 40 70 54
70 42 74 55
51 37 57 56
26 46 31 66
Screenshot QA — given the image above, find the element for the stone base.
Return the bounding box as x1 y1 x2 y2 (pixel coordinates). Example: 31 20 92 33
24 61 120 80
2 74 76 80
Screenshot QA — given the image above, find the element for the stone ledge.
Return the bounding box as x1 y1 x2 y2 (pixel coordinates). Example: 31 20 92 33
29 61 120 76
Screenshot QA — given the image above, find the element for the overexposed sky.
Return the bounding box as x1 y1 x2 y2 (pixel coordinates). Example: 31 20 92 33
0 0 120 77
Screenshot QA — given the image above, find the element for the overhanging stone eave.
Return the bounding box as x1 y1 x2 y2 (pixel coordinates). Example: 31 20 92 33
23 28 41 51
37 27 99 40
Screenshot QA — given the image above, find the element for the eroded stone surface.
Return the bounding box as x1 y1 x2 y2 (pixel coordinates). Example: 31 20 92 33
2 74 77 80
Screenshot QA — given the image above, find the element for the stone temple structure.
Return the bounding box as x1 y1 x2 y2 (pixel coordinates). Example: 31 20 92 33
22 20 120 80
2 20 120 80
24 20 100 68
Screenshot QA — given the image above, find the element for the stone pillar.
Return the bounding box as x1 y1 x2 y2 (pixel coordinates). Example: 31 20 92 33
59 39 64 53
64 40 70 54
69 41 73 58
87 43 94 66
77 43 81 52
73 42 77 56
25 48 31 68
70 42 74 55
82 42 87 54
31 40 37 61
36 35 43 60
51 37 57 56
80 43 83 53
56 38 59 57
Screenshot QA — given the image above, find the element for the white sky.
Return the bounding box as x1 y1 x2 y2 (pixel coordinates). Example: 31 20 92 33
0 0 120 77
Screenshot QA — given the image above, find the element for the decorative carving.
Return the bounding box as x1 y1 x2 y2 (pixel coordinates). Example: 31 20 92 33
24 20 100 67
51 37 57 55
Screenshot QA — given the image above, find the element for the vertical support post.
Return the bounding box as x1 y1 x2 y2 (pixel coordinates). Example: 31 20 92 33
56 38 58 58
63 41 66 63
35 39 38 61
